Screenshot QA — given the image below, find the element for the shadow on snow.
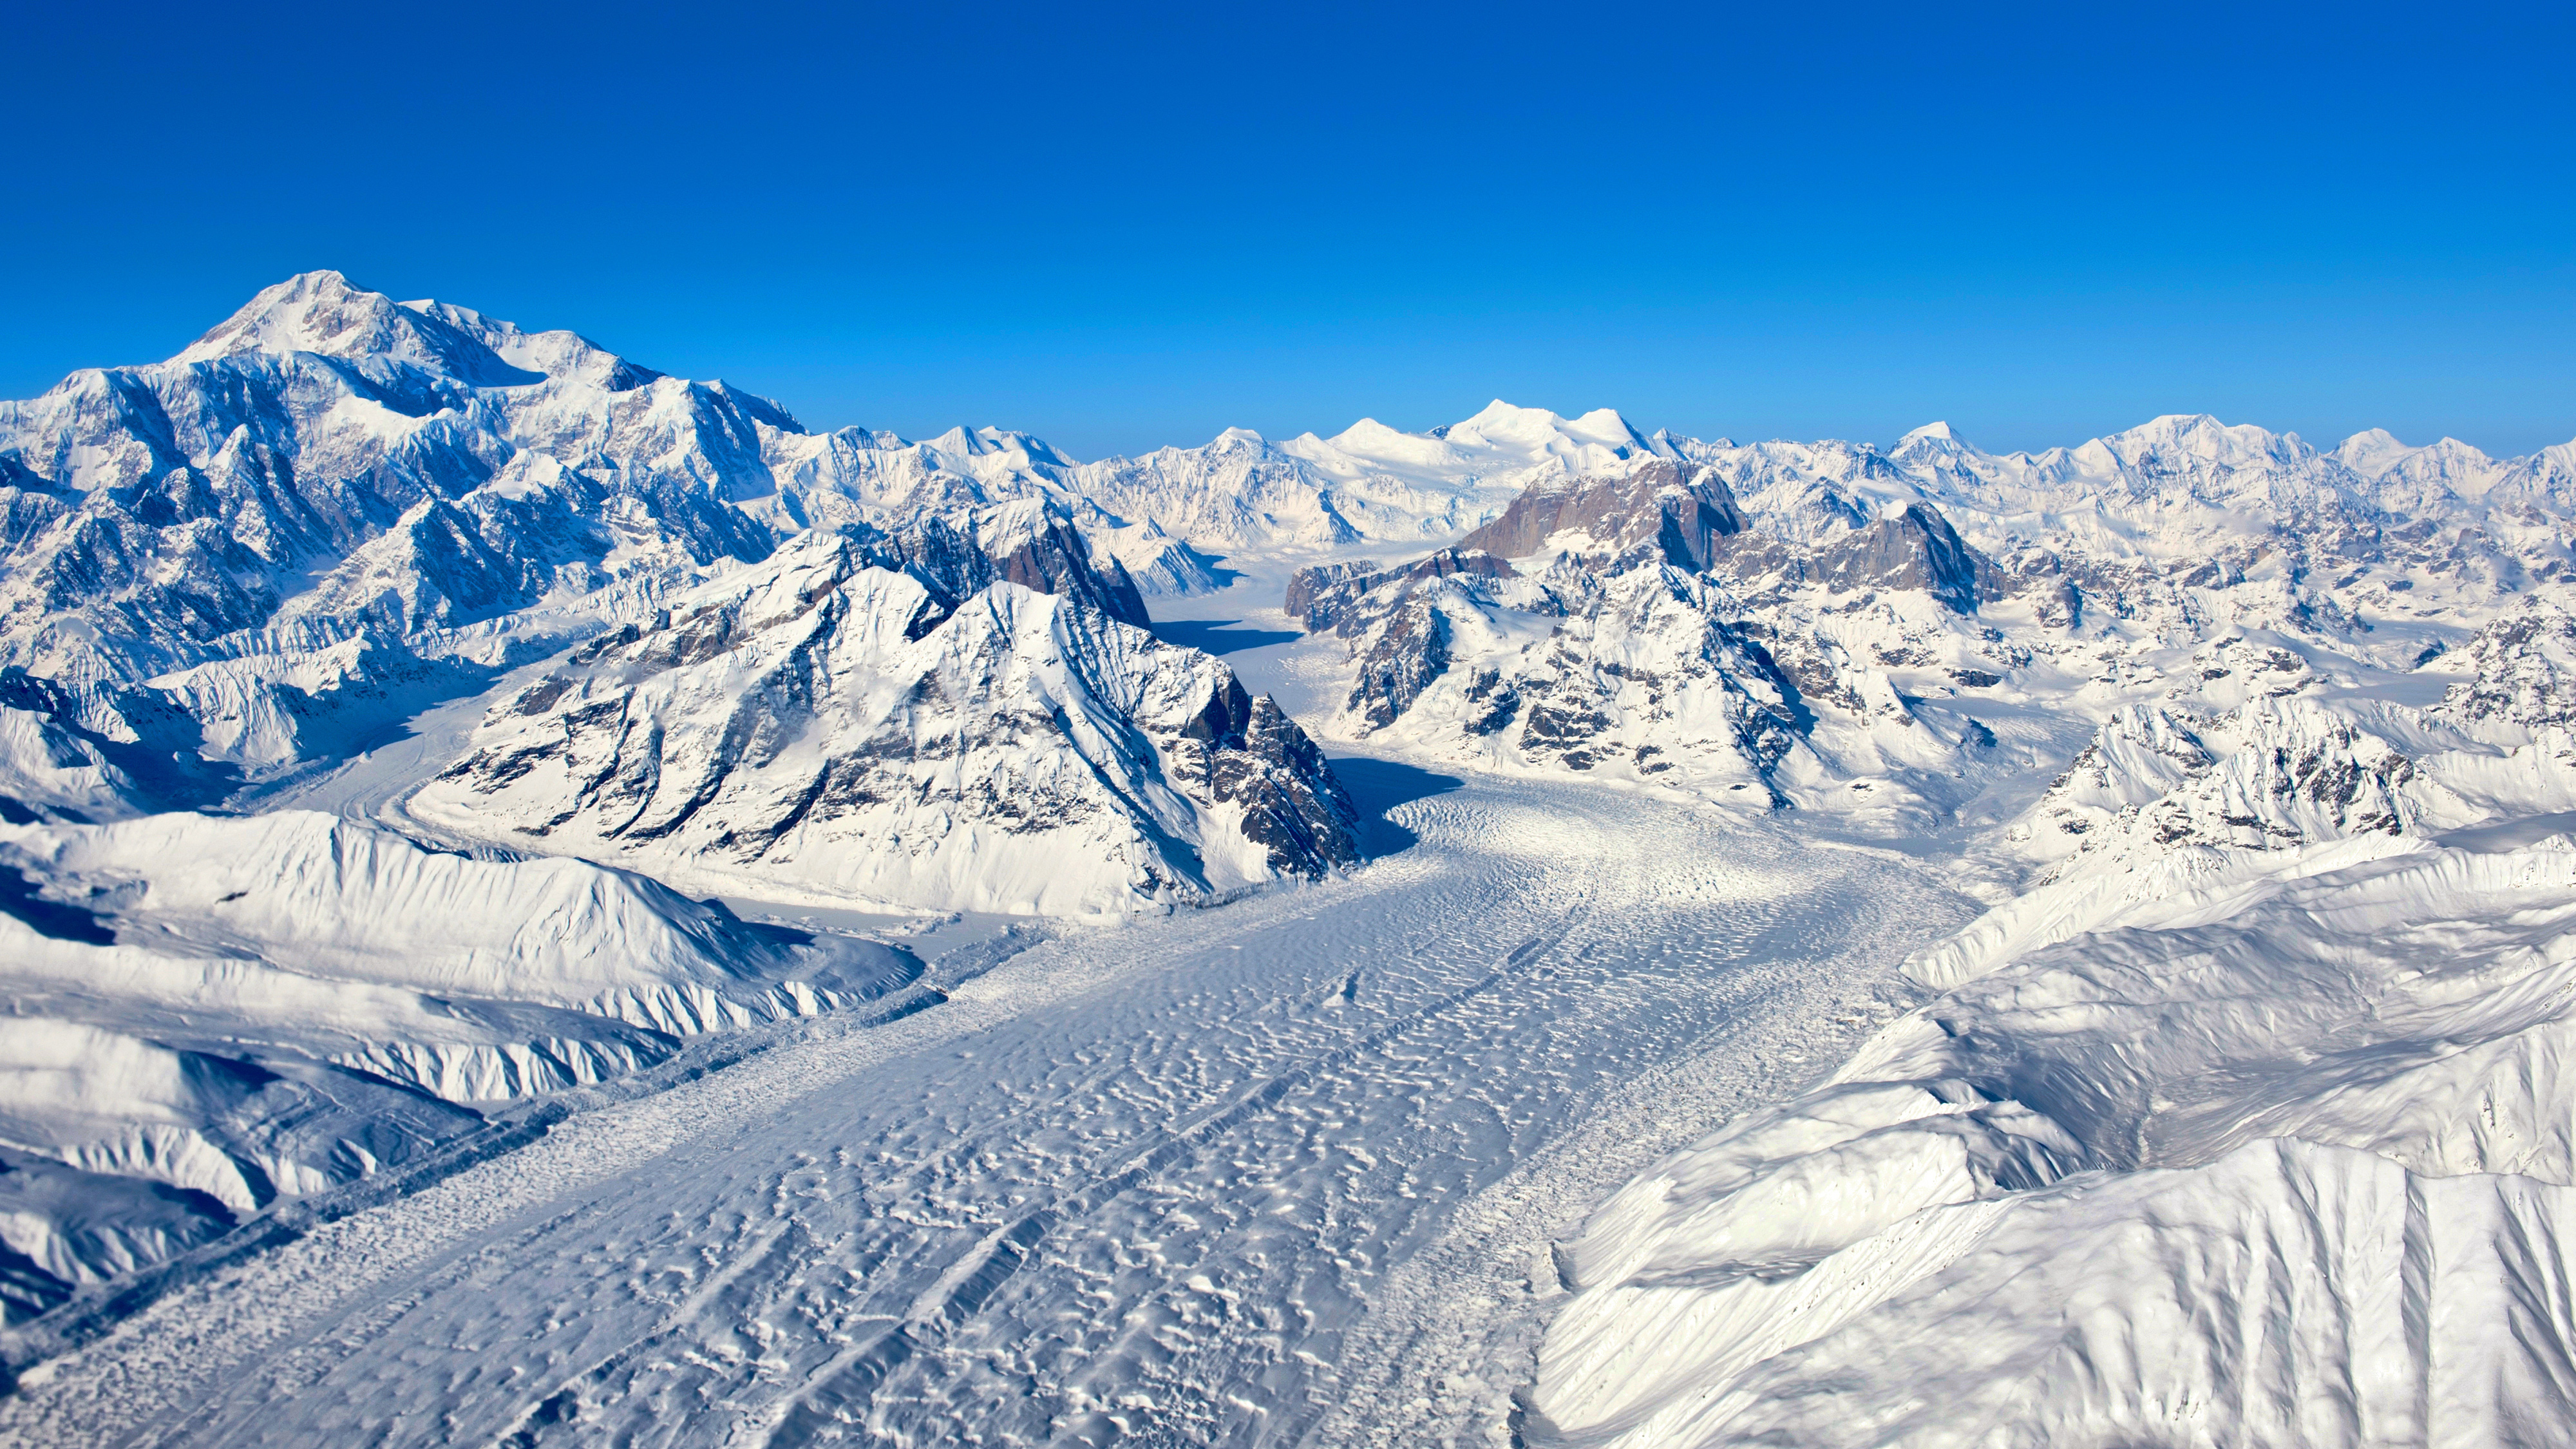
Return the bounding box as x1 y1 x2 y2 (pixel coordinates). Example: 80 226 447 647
1328 755 1464 858
1149 619 1304 656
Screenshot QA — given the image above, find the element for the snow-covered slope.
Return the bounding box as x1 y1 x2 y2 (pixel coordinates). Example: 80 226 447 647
0 807 915 1319
1063 401 1671 556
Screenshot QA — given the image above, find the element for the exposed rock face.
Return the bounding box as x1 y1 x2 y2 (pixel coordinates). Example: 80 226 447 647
987 508 1151 629
2016 699 2419 879
1814 502 1984 613
413 537 1358 914
1166 677 1361 878
1347 591 1457 732
1285 547 1517 633
1457 457 1745 569
2435 598 2576 727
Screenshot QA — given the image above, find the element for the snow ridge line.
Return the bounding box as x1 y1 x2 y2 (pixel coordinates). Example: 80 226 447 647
0 985 951 1392
743 902 1598 1444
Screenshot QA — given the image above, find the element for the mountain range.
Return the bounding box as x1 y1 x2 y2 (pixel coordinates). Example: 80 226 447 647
8 272 2576 1444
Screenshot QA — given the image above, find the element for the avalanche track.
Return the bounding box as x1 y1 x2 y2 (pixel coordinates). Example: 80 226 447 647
1 766 1973 1448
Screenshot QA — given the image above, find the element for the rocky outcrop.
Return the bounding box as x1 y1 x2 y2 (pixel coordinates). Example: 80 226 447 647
1346 591 1457 731
1165 676 1362 876
985 507 1151 629
2435 598 2576 727
1285 547 1517 633
1813 502 1984 614
1457 457 1744 569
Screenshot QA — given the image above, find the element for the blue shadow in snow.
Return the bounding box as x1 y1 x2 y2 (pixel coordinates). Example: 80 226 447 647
1329 755 1464 858
1150 618 1303 656
0 867 115 945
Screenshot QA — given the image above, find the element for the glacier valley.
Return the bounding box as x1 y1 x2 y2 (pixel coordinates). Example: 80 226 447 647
3 273 2576 1445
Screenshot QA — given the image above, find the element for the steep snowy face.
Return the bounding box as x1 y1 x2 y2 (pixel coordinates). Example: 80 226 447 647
0 703 141 821
401 298 667 392
0 810 819 1008
411 539 1356 915
173 270 547 389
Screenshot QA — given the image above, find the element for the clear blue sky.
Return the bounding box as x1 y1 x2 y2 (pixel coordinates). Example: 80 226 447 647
6 1 2570 460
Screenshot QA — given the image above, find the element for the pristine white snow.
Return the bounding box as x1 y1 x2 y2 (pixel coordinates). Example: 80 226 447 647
0 807 916 1303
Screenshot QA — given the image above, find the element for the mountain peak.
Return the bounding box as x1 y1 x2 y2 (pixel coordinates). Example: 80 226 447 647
1566 406 1651 450
2095 413 2310 468
1326 417 1419 450
173 271 541 387
399 298 661 392
1444 400 1646 453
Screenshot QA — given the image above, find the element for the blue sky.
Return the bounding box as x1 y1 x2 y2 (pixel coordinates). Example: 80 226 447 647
6 1 2570 459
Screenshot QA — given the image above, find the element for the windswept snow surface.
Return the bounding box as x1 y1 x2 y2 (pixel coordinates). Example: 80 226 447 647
0 772 1973 1447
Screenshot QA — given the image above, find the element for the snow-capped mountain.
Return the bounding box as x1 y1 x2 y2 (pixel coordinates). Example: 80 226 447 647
1266 401 2576 838
408 532 1357 916
0 274 1365 1307
0 272 1161 812
1063 401 1671 556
